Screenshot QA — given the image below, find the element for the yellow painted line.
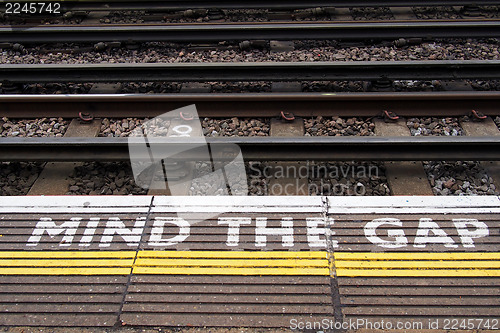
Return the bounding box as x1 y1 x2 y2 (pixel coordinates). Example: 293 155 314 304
137 251 328 259
1 251 497 277
334 252 500 260
0 259 135 267
336 269 500 277
0 251 330 275
0 251 136 259
336 260 500 269
334 252 500 277
135 258 328 268
0 267 132 275
133 266 330 275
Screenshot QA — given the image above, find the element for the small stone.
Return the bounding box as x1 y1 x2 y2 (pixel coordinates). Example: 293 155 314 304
443 179 455 189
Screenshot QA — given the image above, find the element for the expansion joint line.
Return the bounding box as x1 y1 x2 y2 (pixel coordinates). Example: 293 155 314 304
115 196 155 327
322 196 344 322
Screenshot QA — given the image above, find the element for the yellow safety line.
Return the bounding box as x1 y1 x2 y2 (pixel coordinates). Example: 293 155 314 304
0 267 132 275
0 251 137 258
334 252 500 277
336 269 500 277
135 258 329 268
137 251 328 259
0 251 330 276
334 252 500 260
0 251 498 276
0 259 135 267
133 266 330 275
336 260 500 269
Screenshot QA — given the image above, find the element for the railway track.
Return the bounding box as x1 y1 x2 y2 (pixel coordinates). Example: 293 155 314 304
2 60 500 82
2 135 500 162
1 92 500 118
41 0 500 11
2 20 500 43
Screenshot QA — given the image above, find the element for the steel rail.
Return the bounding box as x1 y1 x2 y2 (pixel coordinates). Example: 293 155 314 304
0 136 499 161
2 60 500 83
50 0 500 11
1 92 500 118
2 21 500 43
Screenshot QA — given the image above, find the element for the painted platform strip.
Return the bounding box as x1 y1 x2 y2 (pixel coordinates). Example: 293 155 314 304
0 251 136 275
0 251 329 276
335 252 500 277
135 251 329 275
0 195 498 327
1 251 497 276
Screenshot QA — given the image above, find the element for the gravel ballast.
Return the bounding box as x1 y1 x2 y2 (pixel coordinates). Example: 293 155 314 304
203 118 269 137
2 6 499 25
0 162 43 195
66 162 148 195
406 117 463 136
99 118 151 137
308 161 390 196
412 6 461 19
1 117 69 137
305 116 375 136
10 78 499 96
2 39 500 65
407 117 499 195
350 7 394 20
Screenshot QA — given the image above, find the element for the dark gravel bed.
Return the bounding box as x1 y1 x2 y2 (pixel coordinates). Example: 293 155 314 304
1 117 69 137
304 116 386 195
412 6 461 19
66 162 148 195
202 118 269 137
2 39 499 65
0 162 43 195
190 160 390 196
304 116 375 136
120 82 180 94
471 80 500 91
425 161 498 195
101 11 146 24
308 161 390 196
12 83 93 94
99 117 269 137
413 6 500 19
350 7 394 20
478 6 500 18
303 81 364 92
3 6 499 26
211 82 271 93
5 79 500 95
406 117 463 136
98 9 335 24
407 117 498 195
190 161 265 195
99 118 151 137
